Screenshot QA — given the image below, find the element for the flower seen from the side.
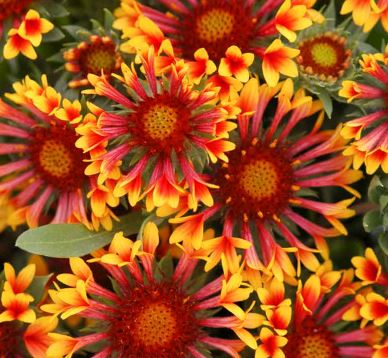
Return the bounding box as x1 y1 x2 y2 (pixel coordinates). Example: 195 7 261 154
43 222 261 357
339 48 388 174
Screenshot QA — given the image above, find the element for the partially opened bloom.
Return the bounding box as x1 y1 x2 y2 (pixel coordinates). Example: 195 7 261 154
64 35 123 88
44 223 261 357
297 31 352 84
0 75 117 228
339 49 388 174
79 46 236 211
169 79 362 279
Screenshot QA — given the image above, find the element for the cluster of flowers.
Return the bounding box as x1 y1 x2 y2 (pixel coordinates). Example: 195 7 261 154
0 0 386 357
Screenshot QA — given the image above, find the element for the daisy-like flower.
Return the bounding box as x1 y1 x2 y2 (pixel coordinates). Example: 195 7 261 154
0 262 57 357
78 46 236 211
169 78 362 279
339 48 388 174
118 0 312 62
250 259 384 358
0 75 117 228
64 35 123 88
43 222 261 357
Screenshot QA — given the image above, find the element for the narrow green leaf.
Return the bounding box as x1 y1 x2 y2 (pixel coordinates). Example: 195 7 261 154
317 90 333 118
16 211 146 258
378 233 388 256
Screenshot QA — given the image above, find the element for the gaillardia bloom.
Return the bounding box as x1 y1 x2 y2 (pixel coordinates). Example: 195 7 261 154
169 79 362 279
253 262 384 358
117 0 312 62
339 49 388 174
0 263 57 357
79 47 236 211
64 35 123 88
0 75 117 228
43 222 261 357
297 31 352 84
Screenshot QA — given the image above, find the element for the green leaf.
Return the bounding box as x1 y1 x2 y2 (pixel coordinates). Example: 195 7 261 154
43 28 65 42
26 275 52 303
368 175 384 204
363 210 382 233
16 211 146 258
378 232 388 256
35 2 70 18
317 90 333 118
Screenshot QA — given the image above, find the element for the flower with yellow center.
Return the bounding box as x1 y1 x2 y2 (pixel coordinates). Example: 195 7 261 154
64 35 123 88
0 75 118 228
78 46 236 211
117 0 313 65
297 32 352 83
43 223 261 357
249 259 383 358
169 78 362 280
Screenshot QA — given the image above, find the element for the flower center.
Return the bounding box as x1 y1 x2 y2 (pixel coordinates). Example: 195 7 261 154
181 1 255 61
133 303 177 347
239 160 279 200
143 104 179 141
297 33 352 81
0 0 32 21
284 318 339 358
216 142 294 221
196 9 235 43
0 322 22 356
30 125 87 192
109 281 201 357
311 43 337 67
39 140 73 178
130 94 191 153
79 42 118 76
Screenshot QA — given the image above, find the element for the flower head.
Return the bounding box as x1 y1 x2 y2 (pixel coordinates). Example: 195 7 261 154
251 261 383 358
44 222 260 357
64 35 123 88
169 79 362 279
116 0 313 65
339 49 388 174
0 75 117 228
79 47 236 211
